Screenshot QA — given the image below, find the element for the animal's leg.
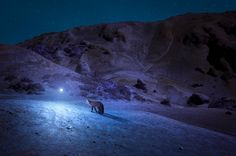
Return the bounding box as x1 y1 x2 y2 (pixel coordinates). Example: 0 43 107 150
98 107 102 114
94 107 98 113
98 105 104 114
91 106 94 112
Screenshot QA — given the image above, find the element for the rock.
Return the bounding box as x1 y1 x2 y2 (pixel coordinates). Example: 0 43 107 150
178 146 184 150
187 94 205 106
66 126 73 130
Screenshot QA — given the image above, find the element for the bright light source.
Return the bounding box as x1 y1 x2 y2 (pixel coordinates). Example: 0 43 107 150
59 88 64 93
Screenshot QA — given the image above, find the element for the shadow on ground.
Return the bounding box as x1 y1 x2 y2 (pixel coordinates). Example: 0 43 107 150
101 113 128 122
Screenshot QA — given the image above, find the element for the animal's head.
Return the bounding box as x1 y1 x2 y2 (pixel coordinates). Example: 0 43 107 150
86 99 91 103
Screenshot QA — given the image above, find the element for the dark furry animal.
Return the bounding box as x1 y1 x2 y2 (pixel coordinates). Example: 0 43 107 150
86 99 104 114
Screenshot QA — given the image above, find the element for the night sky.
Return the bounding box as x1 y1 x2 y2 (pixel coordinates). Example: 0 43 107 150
0 0 236 44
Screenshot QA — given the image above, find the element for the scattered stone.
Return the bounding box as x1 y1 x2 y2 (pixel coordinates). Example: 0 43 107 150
178 146 184 150
66 126 73 130
92 141 96 143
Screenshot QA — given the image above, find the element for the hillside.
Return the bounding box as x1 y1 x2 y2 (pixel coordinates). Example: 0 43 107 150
18 11 236 107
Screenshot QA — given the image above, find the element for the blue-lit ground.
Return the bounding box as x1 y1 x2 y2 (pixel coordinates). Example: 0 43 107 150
0 96 236 156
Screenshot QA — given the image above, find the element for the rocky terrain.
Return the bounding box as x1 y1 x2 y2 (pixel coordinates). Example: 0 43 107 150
1 11 236 156
15 11 236 109
0 45 82 96
0 45 130 99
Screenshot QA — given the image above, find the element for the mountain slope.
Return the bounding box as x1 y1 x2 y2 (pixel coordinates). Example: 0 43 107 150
0 45 83 96
18 11 236 106
0 45 131 99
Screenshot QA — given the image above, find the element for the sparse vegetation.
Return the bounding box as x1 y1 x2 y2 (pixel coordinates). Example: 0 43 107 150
195 67 205 74
220 72 235 82
183 32 201 47
208 97 236 110
8 77 44 94
160 99 170 105
103 51 110 55
98 26 126 42
134 95 146 102
20 77 33 83
93 80 131 100
187 94 206 106
133 79 147 91
225 111 232 115
4 75 17 82
191 84 203 88
207 68 217 77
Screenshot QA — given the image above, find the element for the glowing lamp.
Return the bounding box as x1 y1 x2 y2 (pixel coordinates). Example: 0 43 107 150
59 88 64 93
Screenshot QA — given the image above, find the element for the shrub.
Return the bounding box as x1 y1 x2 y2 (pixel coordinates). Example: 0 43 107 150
4 75 17 82
133 79 147 91
20 77 33 83
26 83 45 94
160 99 170 105
8 81 44 95
187 94 205 106
208 97 236 110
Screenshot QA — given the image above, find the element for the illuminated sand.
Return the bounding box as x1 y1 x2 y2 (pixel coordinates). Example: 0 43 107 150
0 96 235 156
